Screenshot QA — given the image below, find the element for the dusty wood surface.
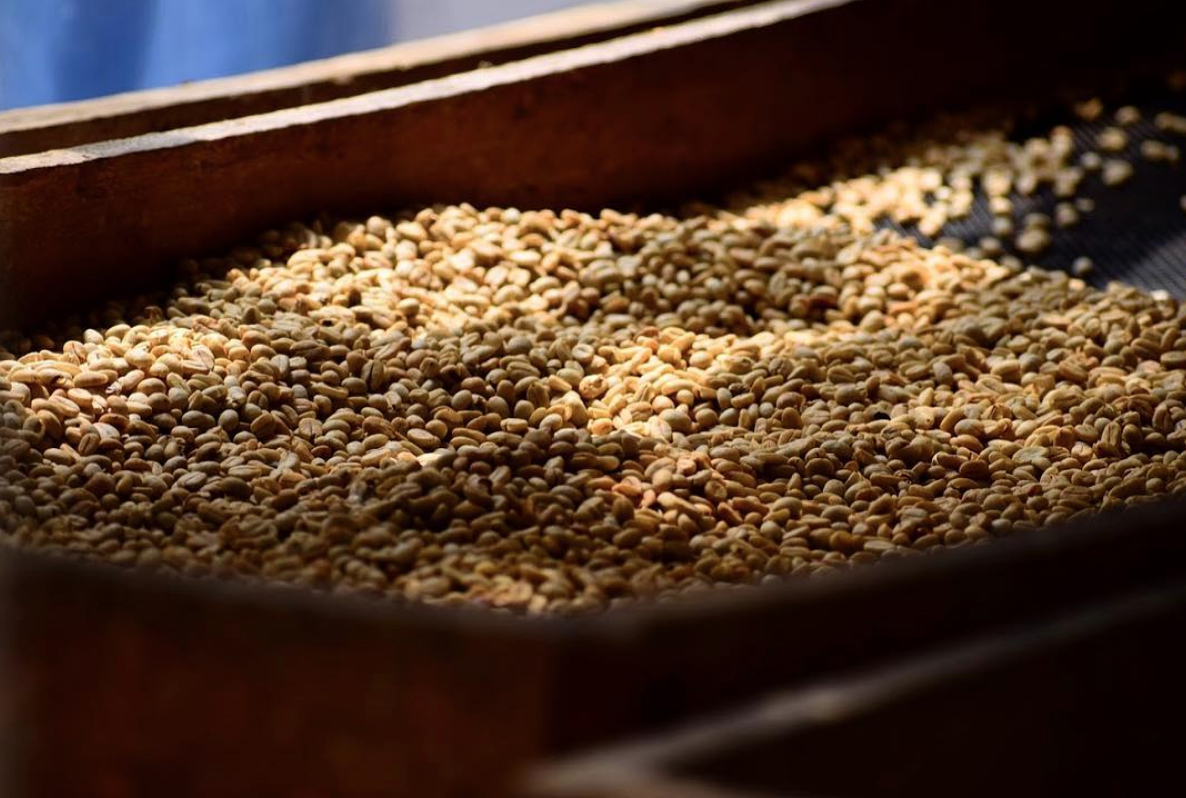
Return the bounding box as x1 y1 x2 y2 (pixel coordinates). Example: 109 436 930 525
0 0 753 158
525 581 1186 798
4 493 1186 797
0 552 557 798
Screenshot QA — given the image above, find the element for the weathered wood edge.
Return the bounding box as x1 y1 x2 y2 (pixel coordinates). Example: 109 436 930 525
0 0 754 157
0 0 852 172
522 581 1186 798
4 0 1179 334
10 496 1186 797
6 494 1186 796
0 0 873 331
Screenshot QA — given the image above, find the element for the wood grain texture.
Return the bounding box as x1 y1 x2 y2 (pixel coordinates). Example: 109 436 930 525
0 0 753 158
3 0 1184 331
525 582 1186 798
4 495 1186 798
1 554 557 798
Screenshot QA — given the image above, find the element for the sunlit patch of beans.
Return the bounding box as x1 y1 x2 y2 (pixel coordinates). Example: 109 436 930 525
3 91 1186 614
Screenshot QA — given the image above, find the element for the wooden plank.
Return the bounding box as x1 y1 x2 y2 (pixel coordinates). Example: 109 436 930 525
3 0 1184 331
0 552 560 798
536 491 1186 752
524 581 1186 798
4 494 1186 797
0 0 753 158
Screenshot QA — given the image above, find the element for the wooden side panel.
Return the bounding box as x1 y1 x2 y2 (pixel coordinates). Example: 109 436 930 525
4 0 1184 330
526 582 1186 798
540 495 1186 750
0 554 557 798
1 485 1185 796
0 0 753 158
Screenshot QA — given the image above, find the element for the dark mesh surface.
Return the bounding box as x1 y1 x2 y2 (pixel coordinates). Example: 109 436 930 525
881 86 1186 297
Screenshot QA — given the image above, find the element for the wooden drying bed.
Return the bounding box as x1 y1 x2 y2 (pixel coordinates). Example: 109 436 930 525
2 1 1186 796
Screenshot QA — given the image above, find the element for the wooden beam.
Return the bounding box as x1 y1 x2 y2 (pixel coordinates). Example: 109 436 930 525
0 0 753 158
524 583 1186 797
5 485 1186 797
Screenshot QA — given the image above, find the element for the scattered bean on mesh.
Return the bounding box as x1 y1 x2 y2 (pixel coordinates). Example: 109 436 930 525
3 93 1186 614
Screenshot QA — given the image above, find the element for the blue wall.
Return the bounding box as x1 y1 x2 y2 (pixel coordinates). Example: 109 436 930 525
0 0 400 110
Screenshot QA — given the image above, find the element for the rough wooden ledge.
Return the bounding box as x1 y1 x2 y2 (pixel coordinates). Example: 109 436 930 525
0 0 752 157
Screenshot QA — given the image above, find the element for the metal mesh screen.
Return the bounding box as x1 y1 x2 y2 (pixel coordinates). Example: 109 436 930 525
882 84 1186 296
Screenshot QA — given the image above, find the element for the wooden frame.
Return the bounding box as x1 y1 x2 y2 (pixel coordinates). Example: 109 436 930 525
524 580 1186 798
5 0 1184 330
0 0 754 158
5 498 1186 797
3 0 1186 795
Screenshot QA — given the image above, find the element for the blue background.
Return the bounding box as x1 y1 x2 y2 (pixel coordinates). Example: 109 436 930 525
0 0 581 111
